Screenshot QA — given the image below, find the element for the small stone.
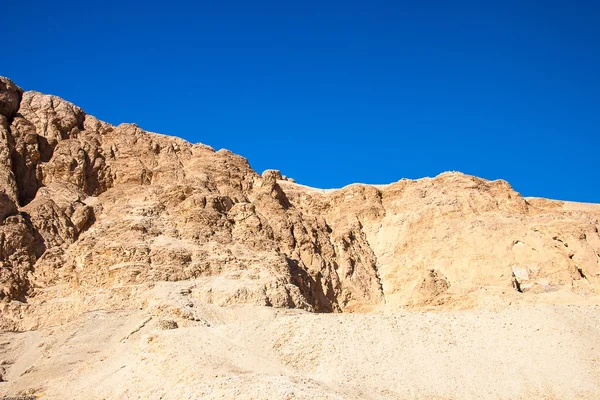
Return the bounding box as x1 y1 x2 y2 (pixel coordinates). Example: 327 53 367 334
157 320 178 330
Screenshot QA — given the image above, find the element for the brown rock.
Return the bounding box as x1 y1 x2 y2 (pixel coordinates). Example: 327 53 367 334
0 76 598 331
0 77 23 119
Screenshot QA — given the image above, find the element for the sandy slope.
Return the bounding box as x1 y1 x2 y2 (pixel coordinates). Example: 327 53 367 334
1 303 599 399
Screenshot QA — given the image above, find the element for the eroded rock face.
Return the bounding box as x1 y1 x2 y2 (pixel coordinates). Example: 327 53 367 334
0 77 23 120
0 76 599 330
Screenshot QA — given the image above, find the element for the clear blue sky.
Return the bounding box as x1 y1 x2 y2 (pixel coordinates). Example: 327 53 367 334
3 1 599 202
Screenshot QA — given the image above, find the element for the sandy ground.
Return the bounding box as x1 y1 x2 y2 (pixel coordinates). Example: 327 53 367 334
1 304 599 400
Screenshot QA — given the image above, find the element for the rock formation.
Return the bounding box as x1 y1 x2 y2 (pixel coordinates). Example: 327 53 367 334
0 76 599 332
2 77 600 400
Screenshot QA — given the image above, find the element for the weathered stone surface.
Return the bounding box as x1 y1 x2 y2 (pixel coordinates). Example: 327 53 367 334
0 116 18 221
0 77 22 120
0 76 598 332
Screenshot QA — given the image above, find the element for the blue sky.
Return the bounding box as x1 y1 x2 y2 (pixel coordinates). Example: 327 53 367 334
3 1 599 202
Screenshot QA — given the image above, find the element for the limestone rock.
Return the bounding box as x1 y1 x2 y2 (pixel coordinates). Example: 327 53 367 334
0 76 599 331
262 169 283 183
0 77 23 119
0 116 18 220
157 319 178 330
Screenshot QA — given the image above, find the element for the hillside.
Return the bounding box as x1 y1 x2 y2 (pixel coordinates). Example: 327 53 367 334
1 77 599 399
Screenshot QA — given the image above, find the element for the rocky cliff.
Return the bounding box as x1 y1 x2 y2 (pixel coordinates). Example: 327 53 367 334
1 76 599 331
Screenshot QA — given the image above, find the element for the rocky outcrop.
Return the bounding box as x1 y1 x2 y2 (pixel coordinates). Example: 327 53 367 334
0 78 22 120
0 76 599 330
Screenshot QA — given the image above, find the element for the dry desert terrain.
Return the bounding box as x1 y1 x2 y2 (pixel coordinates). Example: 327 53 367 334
0 76 599 399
